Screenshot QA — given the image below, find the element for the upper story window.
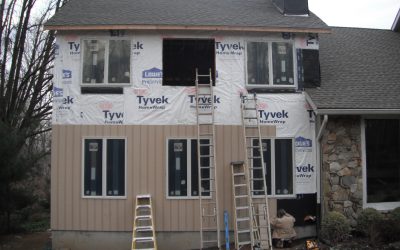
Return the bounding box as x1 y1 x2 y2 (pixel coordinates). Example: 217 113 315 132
82 39 131 85
163 39 215 86
246 41 295 87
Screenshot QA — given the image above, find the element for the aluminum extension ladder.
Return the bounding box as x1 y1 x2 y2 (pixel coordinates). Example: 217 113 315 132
240 93 273 250
231 161 254 249
132 194 157 250
195 68 221 249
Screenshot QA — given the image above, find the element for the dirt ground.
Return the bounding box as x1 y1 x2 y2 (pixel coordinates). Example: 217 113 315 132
0 231 51 250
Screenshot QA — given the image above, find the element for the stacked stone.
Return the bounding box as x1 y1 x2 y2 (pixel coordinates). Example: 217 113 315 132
322 116 362 226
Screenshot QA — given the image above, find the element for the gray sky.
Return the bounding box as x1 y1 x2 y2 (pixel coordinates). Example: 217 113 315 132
308 0 400 29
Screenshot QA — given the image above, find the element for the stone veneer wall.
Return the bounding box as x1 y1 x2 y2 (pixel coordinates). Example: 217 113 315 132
321 116 362 226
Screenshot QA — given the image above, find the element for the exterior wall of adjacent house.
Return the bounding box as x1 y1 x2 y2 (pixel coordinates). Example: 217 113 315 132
51 30 319 249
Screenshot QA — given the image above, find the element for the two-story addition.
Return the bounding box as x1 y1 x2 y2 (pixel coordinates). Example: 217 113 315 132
46 0 330 249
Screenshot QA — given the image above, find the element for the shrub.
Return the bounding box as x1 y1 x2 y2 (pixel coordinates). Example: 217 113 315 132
389 207 400 222
320 211 351 244
356 208 384 242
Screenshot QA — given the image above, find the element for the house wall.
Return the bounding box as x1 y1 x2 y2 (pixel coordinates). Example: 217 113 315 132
51 124 277 232
320 116 363 226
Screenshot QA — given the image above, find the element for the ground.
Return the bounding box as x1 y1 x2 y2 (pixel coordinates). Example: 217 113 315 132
1 233 400 250
0 231 51 250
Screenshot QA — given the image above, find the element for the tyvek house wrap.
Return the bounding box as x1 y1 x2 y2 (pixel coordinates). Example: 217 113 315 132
52 33 318 194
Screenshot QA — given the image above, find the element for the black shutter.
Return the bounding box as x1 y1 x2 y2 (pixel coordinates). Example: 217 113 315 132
297 49 321 89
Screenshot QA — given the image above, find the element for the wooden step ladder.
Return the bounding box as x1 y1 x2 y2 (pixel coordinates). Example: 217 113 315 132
231 161 254 249
240 93 273 250
132 195 157 250
195 68 220 249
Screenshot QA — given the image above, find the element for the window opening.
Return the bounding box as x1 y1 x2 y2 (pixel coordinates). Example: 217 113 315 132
163 39 215 86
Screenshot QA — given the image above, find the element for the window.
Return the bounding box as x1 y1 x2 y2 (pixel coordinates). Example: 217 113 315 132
364 119 400 207
297 49 321 88
246 41 295 87
83 138 126 197
167 139 211 198
82 40 131 85
252 138 294 196
163 39 215 86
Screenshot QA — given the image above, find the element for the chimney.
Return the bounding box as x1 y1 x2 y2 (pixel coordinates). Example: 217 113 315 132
272 0 309 16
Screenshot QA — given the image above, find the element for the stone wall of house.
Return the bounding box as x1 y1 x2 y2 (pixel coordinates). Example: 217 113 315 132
321 116 362 226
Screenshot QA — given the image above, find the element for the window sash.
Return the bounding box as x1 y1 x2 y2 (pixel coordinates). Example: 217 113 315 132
81 39 131 85
167 138 211 198
246 41 295 87
83 138 126 198
365 119 400 203
251 138 294 197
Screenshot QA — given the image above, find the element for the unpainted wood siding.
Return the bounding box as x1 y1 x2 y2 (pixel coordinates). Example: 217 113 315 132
51 125 276 231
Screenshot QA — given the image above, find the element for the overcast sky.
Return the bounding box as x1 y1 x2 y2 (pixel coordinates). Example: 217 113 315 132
308 0 400 29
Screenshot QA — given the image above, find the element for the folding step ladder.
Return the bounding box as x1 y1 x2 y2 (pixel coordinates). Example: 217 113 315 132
231 161 254 249
132 195 157 250
195 68 220 249
240 93 273 249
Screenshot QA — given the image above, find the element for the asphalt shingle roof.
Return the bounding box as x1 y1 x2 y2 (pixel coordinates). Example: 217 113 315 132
45 0 328 31
306 27 400 110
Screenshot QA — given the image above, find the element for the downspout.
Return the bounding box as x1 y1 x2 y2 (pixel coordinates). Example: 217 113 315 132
316 114 328 234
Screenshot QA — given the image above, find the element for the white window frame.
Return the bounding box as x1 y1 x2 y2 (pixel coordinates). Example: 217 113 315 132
361 117 400 210
252 137 296 198
245 40 298 89
80 38 132 87
166 138 212 200
81 137 127 199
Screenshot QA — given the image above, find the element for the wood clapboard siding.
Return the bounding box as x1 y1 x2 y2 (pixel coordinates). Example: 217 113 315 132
51 125 276 232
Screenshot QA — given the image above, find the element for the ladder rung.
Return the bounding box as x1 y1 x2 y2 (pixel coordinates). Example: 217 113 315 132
238 240 252 245
202 227 218 231
236 217 250 222
237 229 251 234
201 201 217 205
136 216 152 220
200 166 214 169
202 213 217 217
133 237 154 242
201 178 214 181
244 125 258 128
234 184 247 187
197 74 212 77
136 205 151 209
250 178 264 181
248 156 261 159
251 189 265 193
198 112 213 115
202 239 218 243
199 133 213 136
135 226 153 232
233 173 245 176
235 195 248 199
201 189 215 193
199 123 213 125
200 155 213 158
236 206 250 210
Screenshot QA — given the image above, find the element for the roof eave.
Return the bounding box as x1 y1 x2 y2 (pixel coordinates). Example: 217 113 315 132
313 108 400 115
44 24 331 33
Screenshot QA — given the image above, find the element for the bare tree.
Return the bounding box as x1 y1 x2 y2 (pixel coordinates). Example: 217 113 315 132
0 0 66 232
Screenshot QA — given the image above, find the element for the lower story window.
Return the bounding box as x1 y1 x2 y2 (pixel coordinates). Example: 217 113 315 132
83 138 126 197
252 138 294 196
167 139 211 198
365 119 400 204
